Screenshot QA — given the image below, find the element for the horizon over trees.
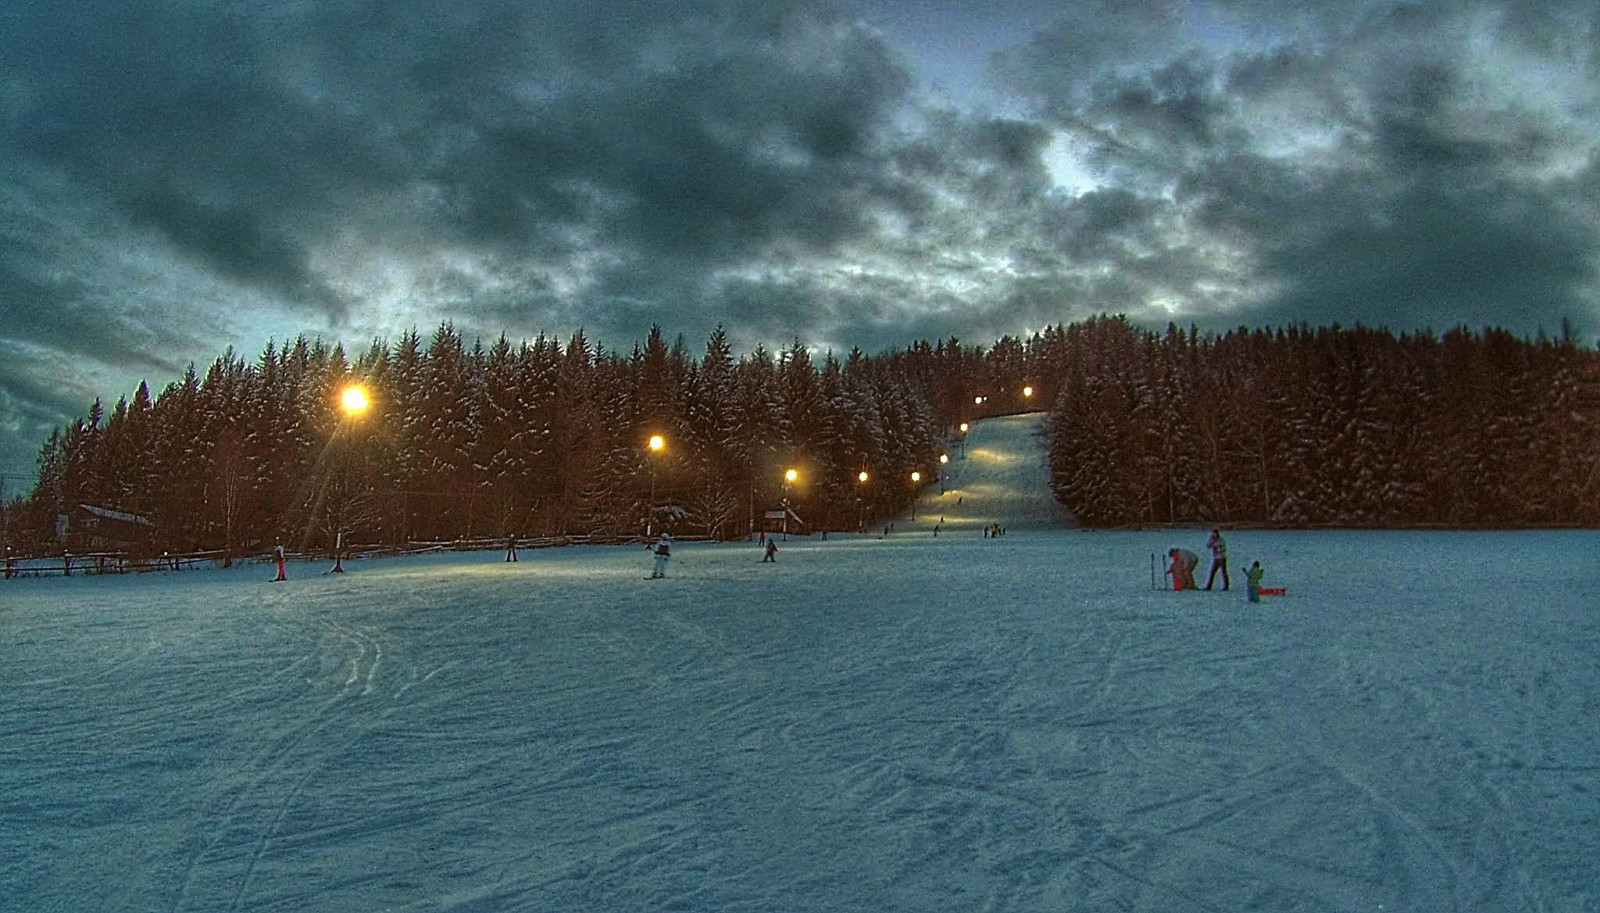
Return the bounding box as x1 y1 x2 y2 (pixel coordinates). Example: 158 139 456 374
5 316 1597 557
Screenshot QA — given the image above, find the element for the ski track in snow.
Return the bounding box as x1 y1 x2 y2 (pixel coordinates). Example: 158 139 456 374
2 414 1598 912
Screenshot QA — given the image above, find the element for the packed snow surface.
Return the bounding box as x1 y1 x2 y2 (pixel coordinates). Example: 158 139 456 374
3 415 1597 912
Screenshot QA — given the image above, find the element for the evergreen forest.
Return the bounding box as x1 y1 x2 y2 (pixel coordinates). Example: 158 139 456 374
6 316 1598 558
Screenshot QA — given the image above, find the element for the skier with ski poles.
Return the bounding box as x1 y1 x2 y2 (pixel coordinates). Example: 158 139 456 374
649 533 672 578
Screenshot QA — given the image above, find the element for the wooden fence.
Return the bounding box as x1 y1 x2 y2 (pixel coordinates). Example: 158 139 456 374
2 533 698 579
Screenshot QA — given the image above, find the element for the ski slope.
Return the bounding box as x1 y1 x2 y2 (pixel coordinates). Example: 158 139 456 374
3 418 1597 912
905 411 1075 532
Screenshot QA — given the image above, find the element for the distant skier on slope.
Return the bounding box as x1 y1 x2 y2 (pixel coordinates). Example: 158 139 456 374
762 538 778 562
273 542 287 581
649 533 671 579
1166 547 1198 590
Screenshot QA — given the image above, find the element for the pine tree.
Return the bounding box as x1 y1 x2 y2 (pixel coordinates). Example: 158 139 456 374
550 330 600 535
145 365 206 549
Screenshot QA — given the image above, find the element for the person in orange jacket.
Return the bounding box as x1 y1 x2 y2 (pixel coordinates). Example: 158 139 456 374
1166 547 1198 590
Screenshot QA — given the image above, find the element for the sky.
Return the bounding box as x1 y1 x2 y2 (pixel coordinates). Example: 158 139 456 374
2 0 1598 483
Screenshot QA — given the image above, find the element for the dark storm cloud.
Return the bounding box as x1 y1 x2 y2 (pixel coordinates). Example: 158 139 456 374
1203 58 1596 334
8 0 915 311
125 190 350 317
995 0 1600 338
0 249 189 380
3 0 407 324
1087 54 1229 153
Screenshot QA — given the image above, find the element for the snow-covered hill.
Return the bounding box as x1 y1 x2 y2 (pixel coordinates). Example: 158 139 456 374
905 411 1075 532
3 521 1596 910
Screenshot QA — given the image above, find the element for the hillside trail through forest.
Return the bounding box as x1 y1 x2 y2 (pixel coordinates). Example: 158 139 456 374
900 411 1076 533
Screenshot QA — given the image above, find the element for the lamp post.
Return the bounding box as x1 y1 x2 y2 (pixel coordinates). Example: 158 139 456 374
782 468 798 539
646 434 665 538
330 384 370 573
910 470 921 520
958 421 969 459
939 453 949 495
856 470 869 533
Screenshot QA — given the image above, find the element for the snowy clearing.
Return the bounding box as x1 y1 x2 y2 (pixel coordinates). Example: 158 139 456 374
3 416 1597 912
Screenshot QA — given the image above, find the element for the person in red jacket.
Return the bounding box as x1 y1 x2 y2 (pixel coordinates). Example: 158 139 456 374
1166 547 1198 590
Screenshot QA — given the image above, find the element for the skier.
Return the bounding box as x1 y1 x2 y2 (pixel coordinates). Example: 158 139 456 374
1204 529 1229 590
1246 560 1265 603
506 533 519 562
1165 547 1198 590
273 542 287 581
649 533 672 579
762 538 778 562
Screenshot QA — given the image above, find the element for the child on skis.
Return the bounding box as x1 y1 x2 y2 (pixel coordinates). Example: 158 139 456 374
1246 560 1265 603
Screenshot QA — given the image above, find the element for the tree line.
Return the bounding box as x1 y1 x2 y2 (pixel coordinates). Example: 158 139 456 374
1044 316 1600 527
4 316 1597 558
13 325 971 557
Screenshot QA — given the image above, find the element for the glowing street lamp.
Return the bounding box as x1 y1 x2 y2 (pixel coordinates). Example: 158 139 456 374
856 470 869 532
910 470 922 520
645 434 666 537
781 468 799 539
341 385 370 415
327 384 371 572
939 453 949 494
1022 385 1034 399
